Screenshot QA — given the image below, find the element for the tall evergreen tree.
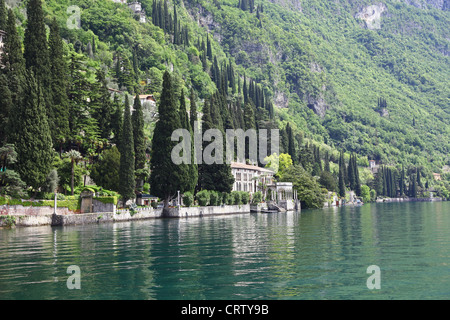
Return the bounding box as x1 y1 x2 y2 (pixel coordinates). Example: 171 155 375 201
198 96 234 193
353 155 362 196
409 169 417 198
338 150 346 198
0 75 12 145
150 71 188 212
0 0 7 31
347 153 356 191
189 88 197 132
24 0 52 114
48 18 70 150
323 151 330 172
2 9 25 124
93 69 113 140
111 94 123 148
416 168 422 188
12 71 53 192
119 95 135 206
206 34 213 60
399 165 405 196
173 4 179 45
132 93 147 190
179 90 198 193
286 123 296 163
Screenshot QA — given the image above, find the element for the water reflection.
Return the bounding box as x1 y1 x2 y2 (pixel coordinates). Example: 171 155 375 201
0 201 449 299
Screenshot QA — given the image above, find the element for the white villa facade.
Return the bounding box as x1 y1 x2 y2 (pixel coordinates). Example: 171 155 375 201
231 162 274 194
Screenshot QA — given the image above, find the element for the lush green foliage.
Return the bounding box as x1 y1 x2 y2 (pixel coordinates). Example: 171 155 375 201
196 189 210 206
182 191 194 207
0 0 448 206
281 164 326 209
251 191 262 204
90 146 121 192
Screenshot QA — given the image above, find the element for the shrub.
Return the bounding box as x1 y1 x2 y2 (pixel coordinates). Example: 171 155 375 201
225 193 234 205
209 191 220 206
151 201 158 209
197 190 210 206
370 189 377 202
231 191 241 205
0 215 16 228
94 196 118 205
252 191 262 204
221 192 228 205
183 192 194 207
0 196 8 206
240 191 250 205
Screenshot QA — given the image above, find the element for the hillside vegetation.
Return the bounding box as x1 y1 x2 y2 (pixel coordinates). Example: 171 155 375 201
1 0 449 205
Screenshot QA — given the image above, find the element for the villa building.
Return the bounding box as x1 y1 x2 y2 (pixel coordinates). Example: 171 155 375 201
230 162 274 194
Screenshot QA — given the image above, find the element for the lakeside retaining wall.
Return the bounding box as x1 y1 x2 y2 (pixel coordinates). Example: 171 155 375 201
0 204 251 227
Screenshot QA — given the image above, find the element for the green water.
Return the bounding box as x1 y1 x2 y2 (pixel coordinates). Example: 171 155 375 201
0 201 449 300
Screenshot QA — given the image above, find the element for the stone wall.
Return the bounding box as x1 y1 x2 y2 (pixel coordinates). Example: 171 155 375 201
0 205 72 216
1 204 251 227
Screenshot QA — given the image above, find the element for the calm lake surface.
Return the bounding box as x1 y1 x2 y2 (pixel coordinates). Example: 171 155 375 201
0 201 449 300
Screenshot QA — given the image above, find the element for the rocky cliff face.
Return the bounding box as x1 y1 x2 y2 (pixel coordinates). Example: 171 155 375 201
355 3 388 30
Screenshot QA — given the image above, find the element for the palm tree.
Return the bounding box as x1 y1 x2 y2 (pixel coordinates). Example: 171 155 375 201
64 150 82 195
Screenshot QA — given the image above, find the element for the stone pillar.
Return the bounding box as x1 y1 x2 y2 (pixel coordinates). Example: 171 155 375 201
80 190 94 213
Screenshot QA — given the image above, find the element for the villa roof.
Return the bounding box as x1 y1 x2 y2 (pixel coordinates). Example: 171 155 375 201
230 162 274 174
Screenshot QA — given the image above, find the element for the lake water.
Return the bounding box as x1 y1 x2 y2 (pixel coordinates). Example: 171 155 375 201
0 201 449 300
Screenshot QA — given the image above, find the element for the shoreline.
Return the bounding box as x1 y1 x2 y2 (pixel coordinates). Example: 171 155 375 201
1 197 445 228
0 204 254 228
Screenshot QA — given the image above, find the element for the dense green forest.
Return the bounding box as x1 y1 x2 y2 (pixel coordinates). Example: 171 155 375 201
0 0 449 208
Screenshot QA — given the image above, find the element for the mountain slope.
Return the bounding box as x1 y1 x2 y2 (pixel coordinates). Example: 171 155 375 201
5 0 449 175
184 0 449 171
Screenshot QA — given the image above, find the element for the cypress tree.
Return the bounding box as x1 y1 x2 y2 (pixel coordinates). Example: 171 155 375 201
410 170 417 198
286 123 295 163
0 75 12 145
189 88 197 132
243 102 256 131
173 4 178 45
150 71 186 212
179 90 198 193
399 165 405 196
198 96 234 193
206 35 213 60
243 75 249 106
324 151 330 173
0 0 6 31
93 69 113 140
132 94 146 171
119 95 135 206
132 93 147 192
236 102 245 129
354 156 362 196
12 71 53 191
24 0 52 113
48 18 70 149
348 154 355 191
338 151 346 198
417 168 422 188
111 94 123 148
2 9 25 134
163 0 169 33
157 0 163 29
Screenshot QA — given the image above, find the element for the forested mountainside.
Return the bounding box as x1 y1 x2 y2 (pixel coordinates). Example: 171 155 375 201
40 0 449 168
0 0 449 204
